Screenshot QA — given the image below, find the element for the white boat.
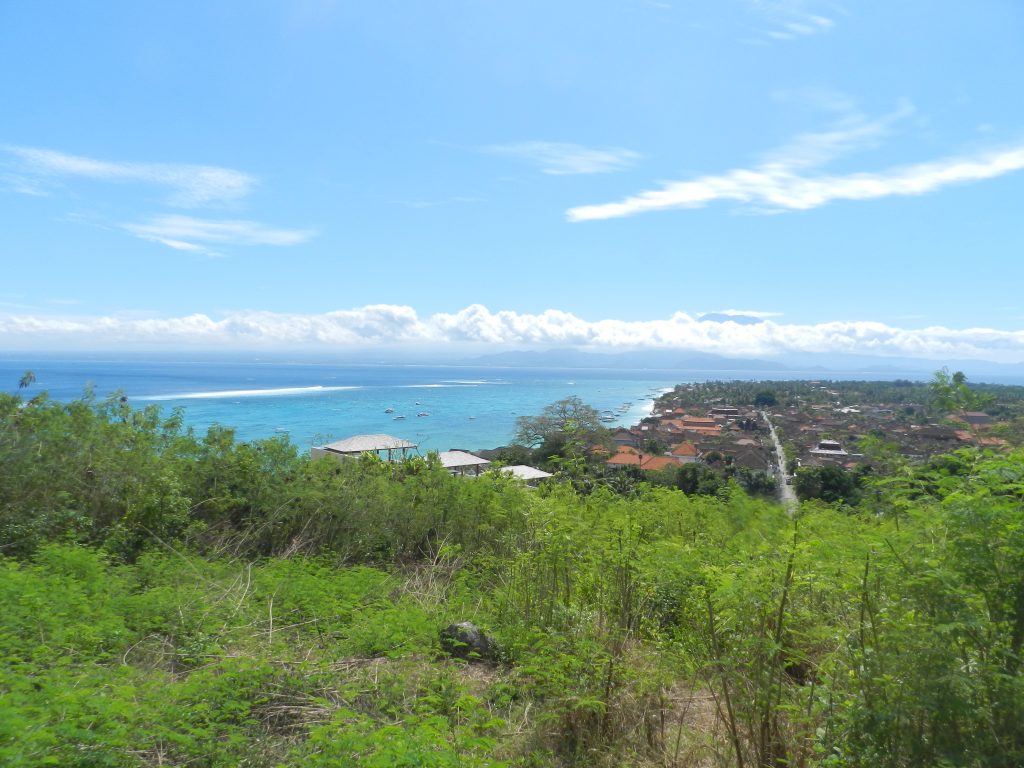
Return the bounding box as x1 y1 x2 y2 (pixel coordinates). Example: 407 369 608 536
393 415 406 420
384 407 394 413
417 411 430 417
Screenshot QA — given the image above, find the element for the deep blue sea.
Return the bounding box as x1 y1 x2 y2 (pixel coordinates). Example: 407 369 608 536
2 355 1018 453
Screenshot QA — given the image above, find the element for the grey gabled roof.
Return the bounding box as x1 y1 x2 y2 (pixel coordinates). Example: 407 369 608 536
436 450 491 469
322 434 417 453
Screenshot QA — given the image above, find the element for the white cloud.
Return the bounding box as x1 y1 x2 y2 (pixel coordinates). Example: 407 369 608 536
763 102 911 169
121 215 315 254
3 146 313 254
3 146 256 206
749 1 837 41
566 103 1024 221
484 142 640 175
3 304 1024 362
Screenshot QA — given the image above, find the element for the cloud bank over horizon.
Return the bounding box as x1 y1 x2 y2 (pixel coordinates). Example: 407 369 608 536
3 304 1023 364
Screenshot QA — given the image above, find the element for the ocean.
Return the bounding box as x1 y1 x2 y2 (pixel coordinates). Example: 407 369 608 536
2 355 1016 453
0 356 683 452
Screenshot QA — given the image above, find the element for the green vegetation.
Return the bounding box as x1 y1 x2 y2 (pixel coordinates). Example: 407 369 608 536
665 376 1024 421
793 464 865 505
3 382 1024 766
929 367 997 417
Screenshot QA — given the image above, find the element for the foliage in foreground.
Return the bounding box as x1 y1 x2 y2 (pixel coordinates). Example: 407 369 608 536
2 389 1024 766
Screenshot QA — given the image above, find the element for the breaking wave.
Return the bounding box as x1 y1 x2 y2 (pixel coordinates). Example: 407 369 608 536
137 385 361 401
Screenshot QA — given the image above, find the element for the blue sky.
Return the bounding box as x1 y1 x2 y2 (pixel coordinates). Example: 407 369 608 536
2 1 1024 362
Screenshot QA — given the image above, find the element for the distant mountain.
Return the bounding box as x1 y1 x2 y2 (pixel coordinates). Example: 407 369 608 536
468 348 791 371
463 348 1024 383
780 353 1024 380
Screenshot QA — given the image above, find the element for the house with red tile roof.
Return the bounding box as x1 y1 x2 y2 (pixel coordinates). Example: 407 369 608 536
641 456 681 472
670 441 699 463
605 451 681 471
606 452 642 467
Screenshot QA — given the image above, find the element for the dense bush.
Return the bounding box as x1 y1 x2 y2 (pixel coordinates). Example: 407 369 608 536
2 389 1024 766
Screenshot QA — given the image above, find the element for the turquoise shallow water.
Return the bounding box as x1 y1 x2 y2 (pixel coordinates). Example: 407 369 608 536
0 357 682 452
7 355 1006 453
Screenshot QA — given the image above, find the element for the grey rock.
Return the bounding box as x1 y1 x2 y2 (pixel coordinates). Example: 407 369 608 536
439 621 496 662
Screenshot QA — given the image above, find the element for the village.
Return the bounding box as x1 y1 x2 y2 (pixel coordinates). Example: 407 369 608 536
604 403 777 474
631 377 1017 478
308 376 1022 502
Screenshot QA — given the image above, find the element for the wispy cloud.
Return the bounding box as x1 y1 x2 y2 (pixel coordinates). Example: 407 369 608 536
121 215 315 255
770 87 859 115
3 304 1024 362
3 145 314 254
748 0 838 41
763 102 911 169
3 146 256 206
483 142 640 175
566 104 1024 221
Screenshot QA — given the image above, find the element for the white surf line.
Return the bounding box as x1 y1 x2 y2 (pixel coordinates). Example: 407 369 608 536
137 385 362 401
639 387 674 417
398 383 480 388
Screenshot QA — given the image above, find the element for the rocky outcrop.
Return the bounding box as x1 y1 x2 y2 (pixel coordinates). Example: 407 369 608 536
439 621 496 662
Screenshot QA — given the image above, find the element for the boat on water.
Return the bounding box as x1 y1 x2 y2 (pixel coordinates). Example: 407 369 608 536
393 415 406 421
417 412 430 417
384 407 394 413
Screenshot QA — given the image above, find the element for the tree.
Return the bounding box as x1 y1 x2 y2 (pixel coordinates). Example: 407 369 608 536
512 396 603 448
753 390 777 407
929 368 995 417
643 437 667 455
703 450 724 466
729 467 778 497
793 464 861 505
673 463 725 495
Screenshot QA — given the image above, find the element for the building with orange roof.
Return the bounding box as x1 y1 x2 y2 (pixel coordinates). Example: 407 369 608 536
662 420 721 437
641 456 681 472
683 427 723 438
681 416 717 427
606 452 681 471
606 452 642 467
670 441 699 463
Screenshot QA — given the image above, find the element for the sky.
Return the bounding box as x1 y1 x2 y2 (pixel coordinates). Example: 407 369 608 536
2 1 1024 363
